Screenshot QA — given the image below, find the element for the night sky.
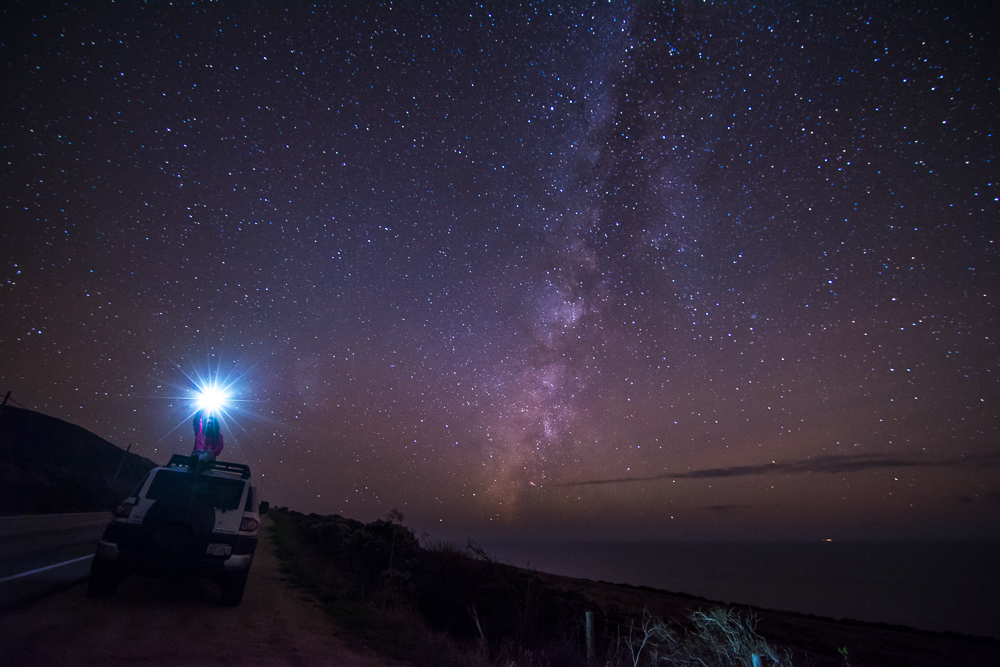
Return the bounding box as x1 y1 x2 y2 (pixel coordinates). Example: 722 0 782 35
2 2 997 542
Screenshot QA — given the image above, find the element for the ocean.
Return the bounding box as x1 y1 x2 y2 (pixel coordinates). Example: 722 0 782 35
477 540 1000 639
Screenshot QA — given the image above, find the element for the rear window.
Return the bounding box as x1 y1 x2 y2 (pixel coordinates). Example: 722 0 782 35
244 486 256 512
146 469 246 511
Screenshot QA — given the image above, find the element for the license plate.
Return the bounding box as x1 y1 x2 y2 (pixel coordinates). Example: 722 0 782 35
206 543 232 557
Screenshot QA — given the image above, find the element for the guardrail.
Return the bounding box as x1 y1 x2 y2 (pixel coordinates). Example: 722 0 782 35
0 512 111 610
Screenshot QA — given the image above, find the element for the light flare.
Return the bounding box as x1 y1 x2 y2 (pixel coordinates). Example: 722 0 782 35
193 382 231 415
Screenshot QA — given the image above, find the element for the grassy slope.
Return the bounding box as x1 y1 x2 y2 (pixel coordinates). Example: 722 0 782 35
269 508 1000 667
268 508 467 665
534 570 1000 667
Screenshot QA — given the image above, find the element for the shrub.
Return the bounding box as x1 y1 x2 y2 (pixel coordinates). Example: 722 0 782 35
616 606 795 666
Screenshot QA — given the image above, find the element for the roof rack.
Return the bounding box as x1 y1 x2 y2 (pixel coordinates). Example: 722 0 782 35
166 454 251 479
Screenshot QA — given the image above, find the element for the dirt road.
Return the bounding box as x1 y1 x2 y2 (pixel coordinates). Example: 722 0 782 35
0 518 402 666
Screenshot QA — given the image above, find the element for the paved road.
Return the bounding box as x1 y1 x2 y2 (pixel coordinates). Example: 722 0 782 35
0 513 110 609
0 517 402 666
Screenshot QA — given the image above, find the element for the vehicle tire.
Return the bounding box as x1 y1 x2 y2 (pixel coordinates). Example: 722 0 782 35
219 570 248 606
87 560 122 599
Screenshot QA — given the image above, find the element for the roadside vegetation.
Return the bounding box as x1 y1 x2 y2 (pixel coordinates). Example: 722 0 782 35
268 508 796 666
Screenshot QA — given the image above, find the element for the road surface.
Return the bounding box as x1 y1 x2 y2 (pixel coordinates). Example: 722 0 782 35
0 517 402 666
0 512 110 609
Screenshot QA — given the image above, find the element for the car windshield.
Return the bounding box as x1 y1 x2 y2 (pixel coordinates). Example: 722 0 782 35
146 470 245 511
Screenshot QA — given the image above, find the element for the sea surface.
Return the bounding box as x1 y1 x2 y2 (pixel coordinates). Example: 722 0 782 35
477 540 1000 639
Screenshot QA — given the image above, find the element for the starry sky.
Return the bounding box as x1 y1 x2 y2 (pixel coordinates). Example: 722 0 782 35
2 2 997 541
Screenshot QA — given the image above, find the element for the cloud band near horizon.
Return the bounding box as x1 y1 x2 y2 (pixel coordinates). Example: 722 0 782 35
555 451 1000 488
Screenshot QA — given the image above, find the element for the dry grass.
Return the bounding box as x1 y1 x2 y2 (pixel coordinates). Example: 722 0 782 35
612 607 793 666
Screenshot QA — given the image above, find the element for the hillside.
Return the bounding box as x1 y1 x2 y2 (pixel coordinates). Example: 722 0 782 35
269 509 1000 667
0 405 156 515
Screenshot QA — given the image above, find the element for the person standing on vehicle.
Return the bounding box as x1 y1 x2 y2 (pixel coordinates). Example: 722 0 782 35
192 411 224 461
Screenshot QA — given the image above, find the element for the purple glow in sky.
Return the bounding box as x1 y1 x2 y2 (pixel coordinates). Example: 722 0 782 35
1 2 997 541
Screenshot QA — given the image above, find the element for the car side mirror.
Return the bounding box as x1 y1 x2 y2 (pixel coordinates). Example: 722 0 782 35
258 501 269 515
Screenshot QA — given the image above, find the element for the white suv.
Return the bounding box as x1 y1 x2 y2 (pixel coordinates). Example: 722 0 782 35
89 454 268 605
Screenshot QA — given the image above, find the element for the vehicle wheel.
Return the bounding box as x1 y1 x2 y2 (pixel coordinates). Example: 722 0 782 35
219 571 248 606
87 560 122 599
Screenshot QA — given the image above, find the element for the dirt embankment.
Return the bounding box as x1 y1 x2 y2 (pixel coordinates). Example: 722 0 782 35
0 517 401 667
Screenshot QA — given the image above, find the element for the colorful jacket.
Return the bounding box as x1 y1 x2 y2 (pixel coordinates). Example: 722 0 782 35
192 414 224 457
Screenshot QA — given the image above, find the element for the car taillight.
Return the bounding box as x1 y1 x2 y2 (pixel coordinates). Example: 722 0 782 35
240 517 259 532
112 503 134 519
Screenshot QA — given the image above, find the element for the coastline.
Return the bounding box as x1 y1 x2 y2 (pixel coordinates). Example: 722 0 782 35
530 568 1000 667
478 539 1000 640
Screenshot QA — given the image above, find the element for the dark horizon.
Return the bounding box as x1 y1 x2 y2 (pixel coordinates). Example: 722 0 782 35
1 2 997 543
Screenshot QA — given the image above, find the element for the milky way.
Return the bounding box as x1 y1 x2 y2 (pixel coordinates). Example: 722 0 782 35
1 2 997 540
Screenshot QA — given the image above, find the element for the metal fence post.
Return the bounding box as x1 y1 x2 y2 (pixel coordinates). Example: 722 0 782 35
586 611 595 665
